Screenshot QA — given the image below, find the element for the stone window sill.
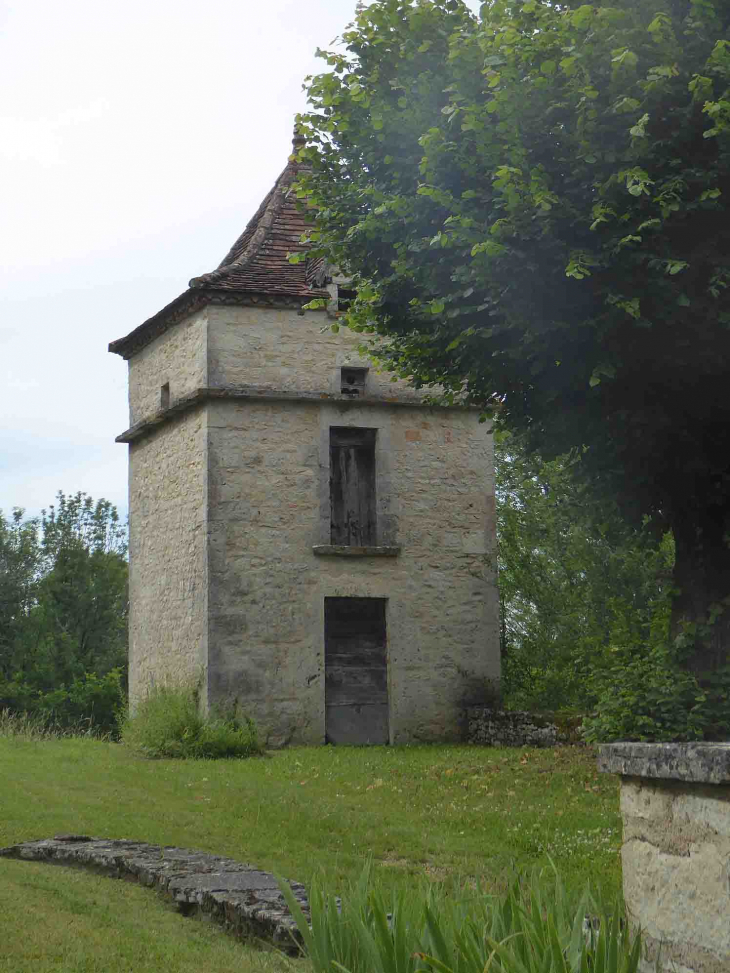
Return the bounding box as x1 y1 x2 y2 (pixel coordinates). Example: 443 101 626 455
312 545 401 558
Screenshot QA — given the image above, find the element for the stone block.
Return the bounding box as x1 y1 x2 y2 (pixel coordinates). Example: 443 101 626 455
599 743 730 973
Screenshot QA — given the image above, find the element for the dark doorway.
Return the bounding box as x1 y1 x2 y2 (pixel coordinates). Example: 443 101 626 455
330 427 376 545
324 597 389 745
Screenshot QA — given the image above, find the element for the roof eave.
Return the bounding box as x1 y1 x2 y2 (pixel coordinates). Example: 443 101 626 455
108 288 202 359
108 286 328 361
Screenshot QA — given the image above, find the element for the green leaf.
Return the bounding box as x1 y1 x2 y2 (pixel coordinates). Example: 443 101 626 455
666 260 688 275
570 5 594 29
629 113 650 138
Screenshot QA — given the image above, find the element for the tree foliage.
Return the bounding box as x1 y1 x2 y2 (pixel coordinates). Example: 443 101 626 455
296 0 730 687
497 434 674 713
0 492 128 733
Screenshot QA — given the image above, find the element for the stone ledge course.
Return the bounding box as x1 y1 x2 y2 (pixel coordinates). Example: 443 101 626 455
115 385 474 445
0 836 307 951
312 544 401 557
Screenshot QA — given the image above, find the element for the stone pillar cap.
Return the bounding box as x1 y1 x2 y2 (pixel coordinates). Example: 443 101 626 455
598 741 730 784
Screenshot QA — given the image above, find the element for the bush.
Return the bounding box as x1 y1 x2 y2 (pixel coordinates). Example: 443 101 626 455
34 669 125 736
120 683 261 759
582 651 707 743
0 669 125 737
279 863 641 973
583 636 730 743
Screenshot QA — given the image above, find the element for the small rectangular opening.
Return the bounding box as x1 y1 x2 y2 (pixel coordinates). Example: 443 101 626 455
160 383 170 410
330 427 376 546
337 287 357 313
340 366 368 398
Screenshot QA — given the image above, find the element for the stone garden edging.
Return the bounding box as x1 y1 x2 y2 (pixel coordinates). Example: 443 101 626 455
0 835 308 951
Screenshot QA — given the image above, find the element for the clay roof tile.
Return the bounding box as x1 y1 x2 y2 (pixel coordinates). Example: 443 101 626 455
189 140 327 300
109 135 330 359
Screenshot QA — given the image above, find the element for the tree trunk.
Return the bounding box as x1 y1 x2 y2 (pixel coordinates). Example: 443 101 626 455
670 505 730 678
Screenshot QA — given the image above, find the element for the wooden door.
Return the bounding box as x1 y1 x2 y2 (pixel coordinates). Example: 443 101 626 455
330 427 376 546
324 597 389 745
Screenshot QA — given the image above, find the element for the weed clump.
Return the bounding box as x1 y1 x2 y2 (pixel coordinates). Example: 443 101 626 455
120 684 261 759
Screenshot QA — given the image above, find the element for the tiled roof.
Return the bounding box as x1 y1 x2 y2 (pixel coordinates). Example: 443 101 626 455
109 136 330 360
189 138 329 299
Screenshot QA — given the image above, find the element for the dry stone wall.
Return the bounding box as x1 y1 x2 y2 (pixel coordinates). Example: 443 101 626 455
468 708 562 747
0 836 306 951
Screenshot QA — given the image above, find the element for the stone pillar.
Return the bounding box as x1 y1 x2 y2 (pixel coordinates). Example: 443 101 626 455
598 743 730 973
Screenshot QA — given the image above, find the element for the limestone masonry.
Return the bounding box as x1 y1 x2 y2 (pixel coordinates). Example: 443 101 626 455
598 743 730 973
110 134 500 746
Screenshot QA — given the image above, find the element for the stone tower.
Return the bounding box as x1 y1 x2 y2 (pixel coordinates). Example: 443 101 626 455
110 136 500 746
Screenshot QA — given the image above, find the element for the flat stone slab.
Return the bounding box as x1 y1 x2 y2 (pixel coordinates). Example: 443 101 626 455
598 742 730 784
0 836 307 950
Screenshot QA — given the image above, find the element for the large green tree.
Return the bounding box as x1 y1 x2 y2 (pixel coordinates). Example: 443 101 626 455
296 0 730 681
0 493 128 731
497 435 674 713
0 510 41 682
32 492 128 687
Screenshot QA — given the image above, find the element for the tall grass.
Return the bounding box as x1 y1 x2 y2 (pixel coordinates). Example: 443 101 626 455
119 684 261 759
280 864 642 973
0 708 104 741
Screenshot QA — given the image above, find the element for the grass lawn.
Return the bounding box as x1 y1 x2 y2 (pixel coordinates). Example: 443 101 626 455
0 737 622 971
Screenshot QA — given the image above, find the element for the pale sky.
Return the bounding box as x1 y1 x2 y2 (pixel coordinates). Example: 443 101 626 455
0 0 478 523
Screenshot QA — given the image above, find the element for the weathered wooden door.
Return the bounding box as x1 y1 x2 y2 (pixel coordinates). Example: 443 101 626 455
324 597 389 745
330 427 376 546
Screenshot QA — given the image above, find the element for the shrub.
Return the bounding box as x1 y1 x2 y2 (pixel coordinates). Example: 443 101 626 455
120 683 261 759
279 863 642 973
0 669 125 737
583 635 730 743
34 669 125 736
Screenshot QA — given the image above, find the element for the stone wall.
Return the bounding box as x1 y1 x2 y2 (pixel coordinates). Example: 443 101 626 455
598 742 730 973
206 394 499 746
468 708 567 747
128 408 209 704
128 308 208 425
207 305 424 403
